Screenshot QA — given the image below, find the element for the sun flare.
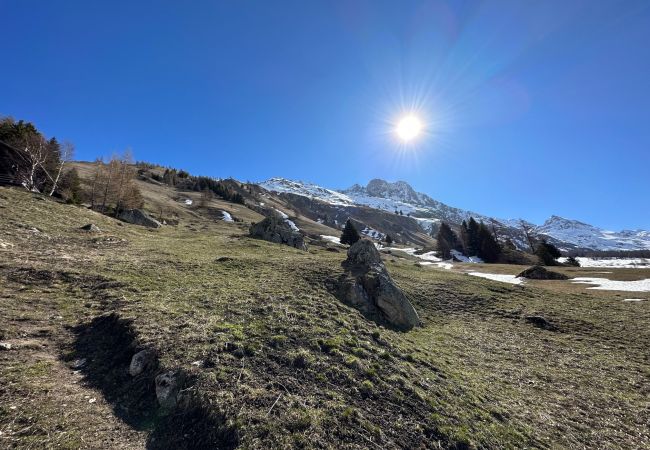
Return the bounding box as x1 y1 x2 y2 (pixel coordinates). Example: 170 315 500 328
395 115 423 142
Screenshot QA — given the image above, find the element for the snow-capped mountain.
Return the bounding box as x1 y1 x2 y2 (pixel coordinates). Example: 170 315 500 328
258 177 650 251
534 216 650 251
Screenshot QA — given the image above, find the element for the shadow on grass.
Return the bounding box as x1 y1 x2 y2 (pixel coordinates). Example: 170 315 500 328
70 313 238 450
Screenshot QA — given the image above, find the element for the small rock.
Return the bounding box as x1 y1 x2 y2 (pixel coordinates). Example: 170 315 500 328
155 370 185 409
525 315 557 331
128 349 156 377
0 342 12 351
88 397 96 403
215 256 233 263
71 358 87 369
0 240 14 249
80 223 101 233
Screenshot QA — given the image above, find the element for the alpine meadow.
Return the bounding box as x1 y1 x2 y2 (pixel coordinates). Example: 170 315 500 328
1 1 649 449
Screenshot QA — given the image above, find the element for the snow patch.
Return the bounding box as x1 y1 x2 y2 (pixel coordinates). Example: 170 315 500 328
221 211 234 222
623 298 645 302
557 257 650 268
571 277 650 292
320 235 341 244
468 272 523 285
451 250 483 263
361 226 385 240
274 208 299 231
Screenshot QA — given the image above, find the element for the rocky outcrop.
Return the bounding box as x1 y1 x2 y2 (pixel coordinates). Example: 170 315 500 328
337 239 420 331
118 209 162 228
517 265 568 280
249 216 307 250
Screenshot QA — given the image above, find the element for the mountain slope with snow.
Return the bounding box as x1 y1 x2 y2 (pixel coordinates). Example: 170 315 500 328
258 177 650 251
534 216 650 251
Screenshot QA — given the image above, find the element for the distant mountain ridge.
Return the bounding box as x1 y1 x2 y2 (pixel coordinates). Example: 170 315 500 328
258 177 650 252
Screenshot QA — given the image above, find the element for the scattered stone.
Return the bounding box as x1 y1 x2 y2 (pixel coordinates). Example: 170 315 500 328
0 342 12 351
71 358 87 369
0 240 13 249
215 256 234 263
525 315 557 331
80 223 101 233
326 247 340 253
128 349 156 377
517 265 568 280
338 239 420 331
118 209 162 228
249 216 307 250
155 370 185 409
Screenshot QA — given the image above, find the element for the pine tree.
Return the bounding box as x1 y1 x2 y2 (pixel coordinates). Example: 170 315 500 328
467 217 481 256
459 220 469 255
536 240 561 266
435 222 459 259
385 235 394 245
477 222 501 263
340 219 361 245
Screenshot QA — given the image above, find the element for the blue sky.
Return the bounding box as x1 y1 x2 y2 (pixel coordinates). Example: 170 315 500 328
2 0 649 230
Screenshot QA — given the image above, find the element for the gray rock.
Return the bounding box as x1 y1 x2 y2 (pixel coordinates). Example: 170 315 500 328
80 223 101 232
118 209 162 228
155 370 185 409
249 216 307 250
517 265 568 280
128 349 156 376
339 240 420 331
0 342 12 351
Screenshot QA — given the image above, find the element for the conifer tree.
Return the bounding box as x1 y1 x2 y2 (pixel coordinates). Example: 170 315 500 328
459 220 469 255
340 219 361 245
436 222 459 259
477 222 501 263
467 217 481 256
385 234 394 245
535 240 562 266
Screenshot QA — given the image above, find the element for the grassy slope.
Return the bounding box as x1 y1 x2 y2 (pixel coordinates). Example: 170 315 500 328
0 185 648 449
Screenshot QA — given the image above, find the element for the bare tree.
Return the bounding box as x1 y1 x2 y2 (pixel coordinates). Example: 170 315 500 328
100 155 119 213
20 134 50 191
89 157 104 208
47 140 74 196
520 220 535 253
113 150 135 216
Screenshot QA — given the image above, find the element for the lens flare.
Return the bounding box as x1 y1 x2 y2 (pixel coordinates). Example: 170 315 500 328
395 115 423 142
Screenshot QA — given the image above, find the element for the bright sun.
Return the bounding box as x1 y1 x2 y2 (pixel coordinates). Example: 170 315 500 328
395 115 423 142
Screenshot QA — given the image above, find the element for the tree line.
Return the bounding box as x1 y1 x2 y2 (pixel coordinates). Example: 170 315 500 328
1 116 76 198
147 166 245 205
435 217 501 262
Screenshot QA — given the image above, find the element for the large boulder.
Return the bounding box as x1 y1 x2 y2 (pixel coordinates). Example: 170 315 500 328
118 209 162 228
517 265 568 280
338 239 420 331
249 216 307 251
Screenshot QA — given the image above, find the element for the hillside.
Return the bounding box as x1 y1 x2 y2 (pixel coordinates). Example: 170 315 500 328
1 172 649 449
